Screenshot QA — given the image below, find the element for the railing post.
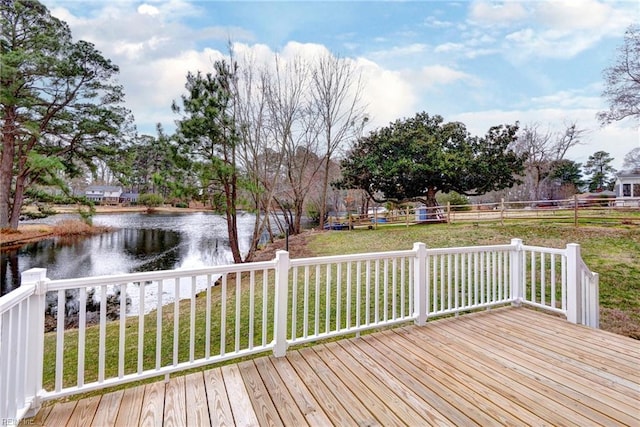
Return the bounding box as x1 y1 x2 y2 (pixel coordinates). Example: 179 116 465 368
510 239 523 306
566 243 582 324
413 242 427 326
21 268 48 418
273 250 290 357
587 273 600 328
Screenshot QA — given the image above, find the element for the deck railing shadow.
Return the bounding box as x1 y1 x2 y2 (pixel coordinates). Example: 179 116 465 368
0 238 598 423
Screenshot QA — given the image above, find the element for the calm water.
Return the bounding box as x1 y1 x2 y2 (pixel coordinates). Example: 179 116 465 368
1 212 257 297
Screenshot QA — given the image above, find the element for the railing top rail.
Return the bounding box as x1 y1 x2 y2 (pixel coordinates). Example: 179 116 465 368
290 249 416 267
578 258 598 278
0 284 35 314
520 245 567 255
46 259 277 291
425 244 514 255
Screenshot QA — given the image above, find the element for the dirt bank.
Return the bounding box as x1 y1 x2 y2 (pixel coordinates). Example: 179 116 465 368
0 224 55 249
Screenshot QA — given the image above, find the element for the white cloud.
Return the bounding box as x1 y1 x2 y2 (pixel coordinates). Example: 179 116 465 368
468 0 529 26
137 4 160 16
530 90 602 110
533 0 611 31
425 16 453 28
465 0 638 61
409 65 476 89
435 42 464 53
355 58 418 128
370 43 430 61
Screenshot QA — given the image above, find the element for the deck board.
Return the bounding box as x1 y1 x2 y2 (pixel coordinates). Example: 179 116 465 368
92 389 123 426
114 382 144 427
163 374 186 427
184 372 210 426
66 395 100 427
203 367 235 427
31 307 640 426
253 357 310 426
139 380 165 427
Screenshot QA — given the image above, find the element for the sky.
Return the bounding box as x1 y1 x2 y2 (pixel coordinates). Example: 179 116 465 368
41 0 640 169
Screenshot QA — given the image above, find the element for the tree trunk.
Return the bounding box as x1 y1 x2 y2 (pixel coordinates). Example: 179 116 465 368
0 108 17 229
9 173 26 228
318 159 329 230
224 174 242 263
293 199 304 235
425 188 438 207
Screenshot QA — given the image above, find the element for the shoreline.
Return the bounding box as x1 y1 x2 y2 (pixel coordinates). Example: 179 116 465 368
0 205 213 249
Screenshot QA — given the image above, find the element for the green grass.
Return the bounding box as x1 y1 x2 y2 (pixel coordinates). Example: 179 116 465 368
312 221 640 336
40 220 640 400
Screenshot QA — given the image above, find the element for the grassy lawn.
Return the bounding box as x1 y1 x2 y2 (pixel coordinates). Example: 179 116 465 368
310 221 640 338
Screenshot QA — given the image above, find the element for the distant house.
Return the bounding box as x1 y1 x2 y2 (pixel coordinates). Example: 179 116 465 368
85 185 122 205
119 192 139 205
614 169 640 206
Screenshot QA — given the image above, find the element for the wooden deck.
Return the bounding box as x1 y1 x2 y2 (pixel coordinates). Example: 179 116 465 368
29 307 640 426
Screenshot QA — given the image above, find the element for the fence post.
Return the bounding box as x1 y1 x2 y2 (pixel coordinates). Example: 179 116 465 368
21 268 48 418
510 239 523 306
273 251 290 357
566 243 582 324
413 242 427 326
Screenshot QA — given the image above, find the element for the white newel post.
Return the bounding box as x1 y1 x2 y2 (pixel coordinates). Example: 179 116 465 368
21 268 48 417
566 243 582 324
510 239 523 306
273 251 290 357
413 242 427 326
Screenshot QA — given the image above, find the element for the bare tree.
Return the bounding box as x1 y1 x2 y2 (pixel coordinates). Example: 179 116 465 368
310 53 365 229
598 24 640 125
623 147 640 171
264 55 325 235
512 122 585 200
232 54 279 261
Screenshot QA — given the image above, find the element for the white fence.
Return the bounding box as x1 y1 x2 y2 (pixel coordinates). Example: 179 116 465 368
0 238 598 423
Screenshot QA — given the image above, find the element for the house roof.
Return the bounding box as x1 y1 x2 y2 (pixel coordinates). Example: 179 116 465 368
616 168 640 178
86 185 122 192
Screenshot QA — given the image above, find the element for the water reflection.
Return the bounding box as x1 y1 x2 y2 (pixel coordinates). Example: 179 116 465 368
1 212 255 295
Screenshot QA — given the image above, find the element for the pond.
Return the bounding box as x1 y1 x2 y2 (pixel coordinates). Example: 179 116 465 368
1 212 258 299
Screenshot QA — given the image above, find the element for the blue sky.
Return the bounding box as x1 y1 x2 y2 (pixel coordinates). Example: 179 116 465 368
42 0 639 168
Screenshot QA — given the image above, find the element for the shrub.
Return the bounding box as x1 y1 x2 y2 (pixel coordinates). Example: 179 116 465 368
139 193 164 207
437 191 472 211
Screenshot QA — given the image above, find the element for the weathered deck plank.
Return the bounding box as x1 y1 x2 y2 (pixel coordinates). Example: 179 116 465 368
92 389 123 426
184 372 210 426
114 382 144 427
139 380 165 427
66 394 100 427
203 367 235 427
31 307 640 427
163 374 186 427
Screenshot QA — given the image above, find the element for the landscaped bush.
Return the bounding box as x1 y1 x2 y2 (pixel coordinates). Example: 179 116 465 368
139 193 164 207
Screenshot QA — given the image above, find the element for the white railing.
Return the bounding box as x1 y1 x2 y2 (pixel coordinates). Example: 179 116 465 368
0 239 598 423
